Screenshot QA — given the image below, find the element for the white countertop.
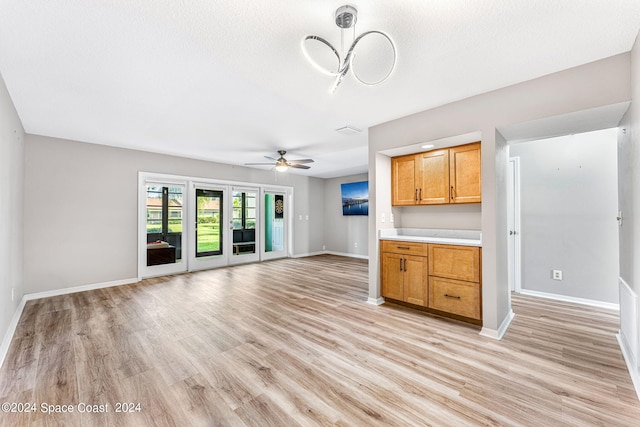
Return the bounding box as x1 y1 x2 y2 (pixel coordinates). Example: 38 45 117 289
379 228 482 247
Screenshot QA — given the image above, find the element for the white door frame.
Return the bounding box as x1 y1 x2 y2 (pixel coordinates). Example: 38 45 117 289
261 188 291 261
508 157 522 293
138 172 293 278
228 186 261 265
138 176 189 280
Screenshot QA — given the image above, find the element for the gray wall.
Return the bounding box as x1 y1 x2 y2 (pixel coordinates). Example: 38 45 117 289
324 173 369 257
0 73 25 347
369 53 631 334
23 135 326 294
510 129 619 303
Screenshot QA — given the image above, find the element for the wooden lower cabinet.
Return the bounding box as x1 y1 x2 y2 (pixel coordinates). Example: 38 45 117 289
381 240 482 324
429 276 481 320
381 249 428 307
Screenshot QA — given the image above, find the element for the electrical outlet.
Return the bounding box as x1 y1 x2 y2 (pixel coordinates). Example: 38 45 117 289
11 287 15 302
354 242 358 248
381 213 385 223
390 213 394 223
552 270 563 281
305 215 309 220
322 245 326 250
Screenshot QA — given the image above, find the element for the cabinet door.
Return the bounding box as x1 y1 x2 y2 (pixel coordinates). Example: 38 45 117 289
416 149 450 205
428 244 481 282
403 255 428 306
381 252 404 300
450 142 481 204
391 155 417 206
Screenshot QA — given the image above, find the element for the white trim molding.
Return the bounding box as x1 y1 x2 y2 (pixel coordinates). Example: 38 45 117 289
326 251 369 260
24 278 138 302
617 277 639 400
367 296 385 305
0 297 27 371
518 289 619 311
480 309 515 340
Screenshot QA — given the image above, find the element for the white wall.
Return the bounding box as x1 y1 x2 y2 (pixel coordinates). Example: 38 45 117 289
0 72 25 356
23 135 326 294
369 53 631 335
510 129 619 304
618 33 640 395
324 173 369 257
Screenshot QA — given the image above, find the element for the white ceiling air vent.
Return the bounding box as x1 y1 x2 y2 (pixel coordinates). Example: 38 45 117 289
335 125 362 136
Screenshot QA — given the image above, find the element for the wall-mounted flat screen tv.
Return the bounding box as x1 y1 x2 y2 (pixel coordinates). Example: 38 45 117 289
341 181 368 216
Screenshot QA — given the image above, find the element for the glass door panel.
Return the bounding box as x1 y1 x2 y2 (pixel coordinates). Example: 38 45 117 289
196 189 223 257
146 185 183 265
231 190 257 256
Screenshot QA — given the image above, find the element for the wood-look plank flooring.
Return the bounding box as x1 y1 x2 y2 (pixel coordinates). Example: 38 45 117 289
1 255 639 426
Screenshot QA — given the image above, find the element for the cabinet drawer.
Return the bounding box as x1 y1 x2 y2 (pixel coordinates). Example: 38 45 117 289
428 244 480 282
429 277 481 320
381 240 428 256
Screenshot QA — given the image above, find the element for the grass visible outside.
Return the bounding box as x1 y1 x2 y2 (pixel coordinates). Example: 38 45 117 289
197 223 220 252
146 223 220 253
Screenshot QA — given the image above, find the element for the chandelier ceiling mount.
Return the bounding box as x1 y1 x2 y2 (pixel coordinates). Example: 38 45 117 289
301 5 397 93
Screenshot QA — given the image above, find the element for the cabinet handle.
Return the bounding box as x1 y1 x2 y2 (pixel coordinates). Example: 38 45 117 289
415 188 418 201
450 186 454 200
399 258 403 272
444 294 461 299
396 246 410 250
403 258 407 272
419 188 422 200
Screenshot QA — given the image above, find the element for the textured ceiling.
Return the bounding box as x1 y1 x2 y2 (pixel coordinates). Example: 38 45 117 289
1 1 639 178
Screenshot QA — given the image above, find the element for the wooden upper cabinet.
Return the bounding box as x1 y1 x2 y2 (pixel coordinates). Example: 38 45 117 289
450 142 481 204
416 149 449 205
391 142 481 206
391 154 417 206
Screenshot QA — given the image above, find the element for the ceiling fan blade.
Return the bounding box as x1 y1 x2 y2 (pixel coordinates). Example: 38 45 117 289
289 164 311 169
287 159 314 164
264 156 278 161
245 162 276 166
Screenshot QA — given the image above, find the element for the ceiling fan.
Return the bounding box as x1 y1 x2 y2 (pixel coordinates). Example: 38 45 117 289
245 150 314 172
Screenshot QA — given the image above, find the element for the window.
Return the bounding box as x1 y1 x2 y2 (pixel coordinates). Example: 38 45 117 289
146 185 183 261
232 191 256 230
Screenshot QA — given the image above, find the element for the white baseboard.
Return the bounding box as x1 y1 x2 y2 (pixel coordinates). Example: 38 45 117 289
480 309 515 340
24 277 139 302
326 251 369 260
519 289 619 310
618 277 639 401
617 333 640 401
367 296 385 305
293 250 369 260
0 297 27 371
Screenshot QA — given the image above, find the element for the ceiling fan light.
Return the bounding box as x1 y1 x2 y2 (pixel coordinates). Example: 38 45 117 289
275 164 289 172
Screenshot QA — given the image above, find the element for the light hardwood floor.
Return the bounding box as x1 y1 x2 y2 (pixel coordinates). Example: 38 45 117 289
1 255 639 426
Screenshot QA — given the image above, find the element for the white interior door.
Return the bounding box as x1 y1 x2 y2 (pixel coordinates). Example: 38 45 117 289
228 186 260 265
262 189 289 260
140 180 188 278
507 157 522 293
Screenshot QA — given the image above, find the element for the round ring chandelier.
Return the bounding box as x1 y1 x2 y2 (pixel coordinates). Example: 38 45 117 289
301 5 397 93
